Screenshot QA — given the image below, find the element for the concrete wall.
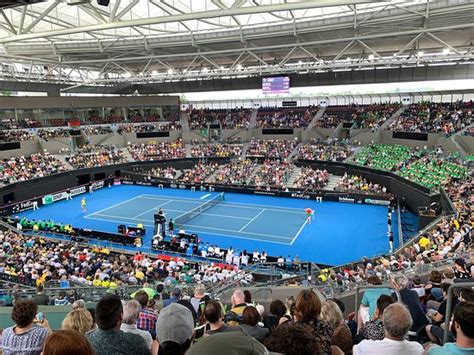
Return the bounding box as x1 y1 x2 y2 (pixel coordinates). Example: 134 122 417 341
0 96 179 109
455 135 474 153
0 140 40 159
38 137 72 154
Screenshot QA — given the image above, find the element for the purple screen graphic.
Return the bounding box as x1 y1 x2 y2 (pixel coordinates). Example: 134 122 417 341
262 77 290 94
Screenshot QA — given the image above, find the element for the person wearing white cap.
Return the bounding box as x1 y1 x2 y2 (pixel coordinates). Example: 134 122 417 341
155 303 195 355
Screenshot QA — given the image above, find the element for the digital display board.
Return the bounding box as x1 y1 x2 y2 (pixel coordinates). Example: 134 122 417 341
262 76 290 94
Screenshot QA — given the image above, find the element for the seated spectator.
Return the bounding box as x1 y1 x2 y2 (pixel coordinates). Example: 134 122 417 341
454 258 471 279
190 284 209 316
240 306 269 343
353 303 423 354
134 290 158 339
426 283 456 329
54 291 70 306
72 299 86 310
163 287 181 308
0 300 49 355
427 301 474 354
204 300 238 336
155 303 194 355
226 288 247 326
31 285 49 305
263 299 289 331
186 331 268 355
360 275 392 320
120 300 153 350
390 275 429 333
321 300 352 353
356 294 395 343
86 294 150 355
264 322 322 355
62 308 94 334
42 330 94 355
293 289 333 354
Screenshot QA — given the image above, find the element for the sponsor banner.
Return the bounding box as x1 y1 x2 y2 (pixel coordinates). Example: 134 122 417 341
43 191 68 204
136 181 152 186
70 186 87 197
89 180 105 192
338 197 355 203
12 200 35 213
364 198 390 206
179 184 186 189
254 191 276 196
122 180 133 185
291 192 311 200
170 183 178 189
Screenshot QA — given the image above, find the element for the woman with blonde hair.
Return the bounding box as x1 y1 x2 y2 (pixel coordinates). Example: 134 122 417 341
321 300 352 354
61 308 94 334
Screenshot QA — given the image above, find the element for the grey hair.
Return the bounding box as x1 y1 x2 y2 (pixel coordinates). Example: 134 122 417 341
391 274 409 289
194 283 206 296
232 288 245 303
122 300 141 325
383 303 413 338
72 299 86 310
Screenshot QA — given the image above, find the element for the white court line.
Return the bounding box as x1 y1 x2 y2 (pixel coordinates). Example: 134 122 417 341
139 194 304 214
85 215 292 246
132 200 173 219
95 209 252 221
290 219 308 245
87 212 292 240
239 209 265 232
85 196 143 218
200 193 211 199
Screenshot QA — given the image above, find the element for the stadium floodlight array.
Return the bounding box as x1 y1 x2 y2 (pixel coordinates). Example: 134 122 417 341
174 192 224 229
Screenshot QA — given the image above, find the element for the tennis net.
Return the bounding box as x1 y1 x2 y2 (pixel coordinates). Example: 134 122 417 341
174 192 224 228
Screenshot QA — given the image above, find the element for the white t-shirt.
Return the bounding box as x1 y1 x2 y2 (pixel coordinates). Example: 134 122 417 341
353 338 423 355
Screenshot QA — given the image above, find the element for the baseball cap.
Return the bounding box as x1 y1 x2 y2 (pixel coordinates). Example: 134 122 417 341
156 303 194 345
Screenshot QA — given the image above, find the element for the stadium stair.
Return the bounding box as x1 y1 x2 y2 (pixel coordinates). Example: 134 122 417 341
287 142 302 161
286 166 301 187
380 105 407 130
185 144 193 158
54 154 74 170
246 164 261 185
180 111 190 132
120 147 136 162
306 106 326 131
325 174 342 191
248 108 258 128
241 142 250 159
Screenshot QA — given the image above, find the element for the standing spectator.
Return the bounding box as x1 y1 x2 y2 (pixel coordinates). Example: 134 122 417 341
240 306 269 343
62 308 94 334
0 300 49 355
86 294 150 355
155 303 195 355
293 289 333 354
31 285 49 306
120 300 153 350
42 330 94 355
427 302 474 354
353 303 423 354
190 284 209 316
134 290 157 339
321 300 352 353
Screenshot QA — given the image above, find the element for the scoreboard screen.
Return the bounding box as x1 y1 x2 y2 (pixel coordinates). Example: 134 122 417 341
262 76 290 94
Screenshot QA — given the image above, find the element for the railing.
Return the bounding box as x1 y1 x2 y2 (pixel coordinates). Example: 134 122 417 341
443 282 474 343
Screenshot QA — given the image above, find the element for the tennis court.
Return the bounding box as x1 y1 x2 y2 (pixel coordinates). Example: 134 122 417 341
17 185 394 265
85 192 308 245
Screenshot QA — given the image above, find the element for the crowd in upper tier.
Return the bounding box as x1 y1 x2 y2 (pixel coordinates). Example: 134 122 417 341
127 140 186 161
190 143 242 158
256 106 318 128
247 138 298 158
66 147 127 169
389 101 473 135
187 108 251 130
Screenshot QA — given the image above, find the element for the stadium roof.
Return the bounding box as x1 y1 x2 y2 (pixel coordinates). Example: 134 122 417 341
0 0 473 93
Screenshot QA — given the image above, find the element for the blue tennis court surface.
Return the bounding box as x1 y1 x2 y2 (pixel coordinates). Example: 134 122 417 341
17 185 394 265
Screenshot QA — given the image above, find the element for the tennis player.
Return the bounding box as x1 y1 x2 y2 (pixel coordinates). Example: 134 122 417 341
81 197 86 212
305 207 314 223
